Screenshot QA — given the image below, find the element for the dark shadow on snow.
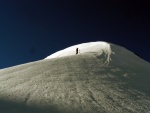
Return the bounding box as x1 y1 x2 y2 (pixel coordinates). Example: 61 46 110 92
0 99 60 113
0 98 87 113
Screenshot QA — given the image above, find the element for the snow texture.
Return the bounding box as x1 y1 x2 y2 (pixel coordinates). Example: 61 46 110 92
0 42 150 113
45 41 113 63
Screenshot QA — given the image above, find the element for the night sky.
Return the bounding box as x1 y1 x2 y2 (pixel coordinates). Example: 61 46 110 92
0 0 150 69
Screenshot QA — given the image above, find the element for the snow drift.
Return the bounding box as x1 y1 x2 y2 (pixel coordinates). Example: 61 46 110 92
0 42 150 113
45 41 113 63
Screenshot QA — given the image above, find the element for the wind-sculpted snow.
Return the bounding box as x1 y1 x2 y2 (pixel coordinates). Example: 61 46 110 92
0 42 150 113
45 41 113 63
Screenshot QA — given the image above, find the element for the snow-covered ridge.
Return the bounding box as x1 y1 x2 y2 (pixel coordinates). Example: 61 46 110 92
45 41 113 63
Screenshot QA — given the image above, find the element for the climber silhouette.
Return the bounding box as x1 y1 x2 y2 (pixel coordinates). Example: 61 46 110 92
76 48 79 54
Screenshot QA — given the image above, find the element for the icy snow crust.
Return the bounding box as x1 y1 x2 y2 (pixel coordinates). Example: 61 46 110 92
45 41 113 63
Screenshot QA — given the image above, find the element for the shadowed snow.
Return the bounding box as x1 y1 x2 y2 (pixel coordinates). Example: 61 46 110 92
0 42 150 113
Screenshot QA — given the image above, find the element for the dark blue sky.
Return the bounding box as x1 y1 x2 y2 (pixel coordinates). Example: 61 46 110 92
0 0 150 69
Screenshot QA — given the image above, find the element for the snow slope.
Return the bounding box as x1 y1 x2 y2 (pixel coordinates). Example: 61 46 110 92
45 41 113 63
0 42 150 113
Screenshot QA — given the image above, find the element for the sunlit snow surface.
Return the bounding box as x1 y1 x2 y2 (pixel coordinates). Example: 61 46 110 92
45 41 113 63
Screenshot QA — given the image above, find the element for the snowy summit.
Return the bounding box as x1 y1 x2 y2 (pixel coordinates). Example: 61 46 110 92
45 41 113 63
0 41 150 113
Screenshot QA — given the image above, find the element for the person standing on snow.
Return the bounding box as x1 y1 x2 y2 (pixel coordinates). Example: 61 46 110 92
76 48 79 54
